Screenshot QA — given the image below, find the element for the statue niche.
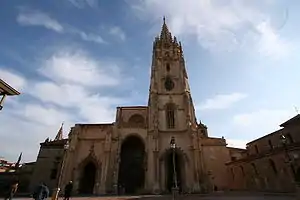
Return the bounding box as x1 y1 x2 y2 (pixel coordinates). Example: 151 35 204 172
127 114 146 128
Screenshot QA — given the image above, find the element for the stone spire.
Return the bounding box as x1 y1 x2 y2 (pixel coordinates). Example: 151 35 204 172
160 16 172 42
54 122 64 141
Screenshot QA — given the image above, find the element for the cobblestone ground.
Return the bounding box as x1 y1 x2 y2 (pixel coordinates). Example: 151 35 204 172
13 194 297 200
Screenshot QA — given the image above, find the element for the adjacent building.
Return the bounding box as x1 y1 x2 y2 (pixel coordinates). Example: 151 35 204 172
227 114 300 192
29 128 67 192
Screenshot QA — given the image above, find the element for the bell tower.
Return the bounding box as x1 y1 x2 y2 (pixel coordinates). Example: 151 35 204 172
148 17 198 132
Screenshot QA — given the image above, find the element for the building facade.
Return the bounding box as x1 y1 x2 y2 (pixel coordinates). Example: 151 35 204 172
29 137 67 192
227 114 300 193
51 19 233 195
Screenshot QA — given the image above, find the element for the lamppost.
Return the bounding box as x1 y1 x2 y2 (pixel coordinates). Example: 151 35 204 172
170 136 179 200
51 141 69 200
280 134 292 162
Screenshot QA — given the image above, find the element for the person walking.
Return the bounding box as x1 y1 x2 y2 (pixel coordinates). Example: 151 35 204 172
63 181 73 200
32 182 49 200
4 181 18 200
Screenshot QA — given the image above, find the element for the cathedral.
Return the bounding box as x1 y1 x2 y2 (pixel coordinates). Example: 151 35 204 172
30 18 234 195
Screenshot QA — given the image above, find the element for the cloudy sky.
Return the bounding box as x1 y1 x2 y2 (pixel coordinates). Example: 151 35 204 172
0 0 299 162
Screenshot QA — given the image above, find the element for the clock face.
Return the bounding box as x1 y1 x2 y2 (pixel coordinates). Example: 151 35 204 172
165 77 174 91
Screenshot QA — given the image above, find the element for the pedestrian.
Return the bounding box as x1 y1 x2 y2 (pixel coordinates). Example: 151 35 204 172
4 181 18 200
63 181 73 200
32 182 49 200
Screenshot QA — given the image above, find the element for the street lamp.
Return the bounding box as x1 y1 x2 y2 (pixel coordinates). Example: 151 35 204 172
170 136 179 200
0 79 20 112
280 134 292 163
51 141 69 200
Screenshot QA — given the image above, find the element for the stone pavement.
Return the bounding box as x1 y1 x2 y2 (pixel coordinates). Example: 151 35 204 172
12 193 297 200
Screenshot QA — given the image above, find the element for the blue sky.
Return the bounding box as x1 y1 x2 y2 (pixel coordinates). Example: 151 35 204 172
0 0 299 162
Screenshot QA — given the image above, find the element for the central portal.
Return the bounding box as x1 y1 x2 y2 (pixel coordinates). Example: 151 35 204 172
118 135 145 194
166 150 182 192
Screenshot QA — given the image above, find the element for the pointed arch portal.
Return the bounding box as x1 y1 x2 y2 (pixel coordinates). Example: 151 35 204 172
165 150 183 192
79 162 97 194
118 135 145 194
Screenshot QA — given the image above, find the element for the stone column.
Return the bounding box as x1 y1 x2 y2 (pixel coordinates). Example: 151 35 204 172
152 150 160 193
73 169 80 194
160 159 166 192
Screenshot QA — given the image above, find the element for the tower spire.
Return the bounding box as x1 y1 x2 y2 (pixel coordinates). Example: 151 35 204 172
160 16 172 42
15 152 22 170
54 122 64 141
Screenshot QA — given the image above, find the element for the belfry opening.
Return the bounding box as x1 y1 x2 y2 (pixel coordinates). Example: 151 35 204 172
118 135 145 194
166 150 183 192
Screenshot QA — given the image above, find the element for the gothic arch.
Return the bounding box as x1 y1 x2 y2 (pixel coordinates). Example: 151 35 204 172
268 159 278 175
160 147 188 192
128 114 146 128
122 133 146 147
159 147 189 163
118 135 146 194
78 154 100 170
78 154 101 194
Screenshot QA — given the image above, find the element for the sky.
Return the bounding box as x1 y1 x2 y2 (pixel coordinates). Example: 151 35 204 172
0 0 299 162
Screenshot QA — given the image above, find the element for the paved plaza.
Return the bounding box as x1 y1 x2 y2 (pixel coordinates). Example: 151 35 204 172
12 193 297 200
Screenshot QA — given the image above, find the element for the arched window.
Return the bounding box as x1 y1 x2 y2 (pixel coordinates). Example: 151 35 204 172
166 63 170 72
166 103 175 129
268 140 273 150
251 163 258 175
254 145 259 154
286 133 294 143
240 166 245 176
269 159 278 175
231 168 235 180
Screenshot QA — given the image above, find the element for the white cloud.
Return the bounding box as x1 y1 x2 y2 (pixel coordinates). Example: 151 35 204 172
232 108 297 142
109 26 126 41
67 0 98 8
0 68 27 90
76 31 105 44
129 0 291 57
256 21 291 59
17 10 64 32
16 9 105 44
196 93 247 110
226 139 247 149
39 50 119 87
0 48 132 162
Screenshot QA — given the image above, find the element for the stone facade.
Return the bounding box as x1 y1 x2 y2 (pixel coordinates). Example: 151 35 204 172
54 19 232 195
227 114 300 192
29 139 67 192
29 19 234 195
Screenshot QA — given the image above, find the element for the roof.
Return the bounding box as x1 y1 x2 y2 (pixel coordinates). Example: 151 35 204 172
227 147 246 151
246 129 283 145
117 106 148 109
0 79 20 96
280 114 300 127
75 123 113 126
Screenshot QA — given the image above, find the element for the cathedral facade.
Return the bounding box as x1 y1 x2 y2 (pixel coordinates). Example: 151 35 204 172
57 19 232 195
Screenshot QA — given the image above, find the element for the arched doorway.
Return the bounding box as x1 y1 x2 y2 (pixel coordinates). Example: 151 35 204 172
118 135 145 194
166 150 183 192
79 162 97 194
